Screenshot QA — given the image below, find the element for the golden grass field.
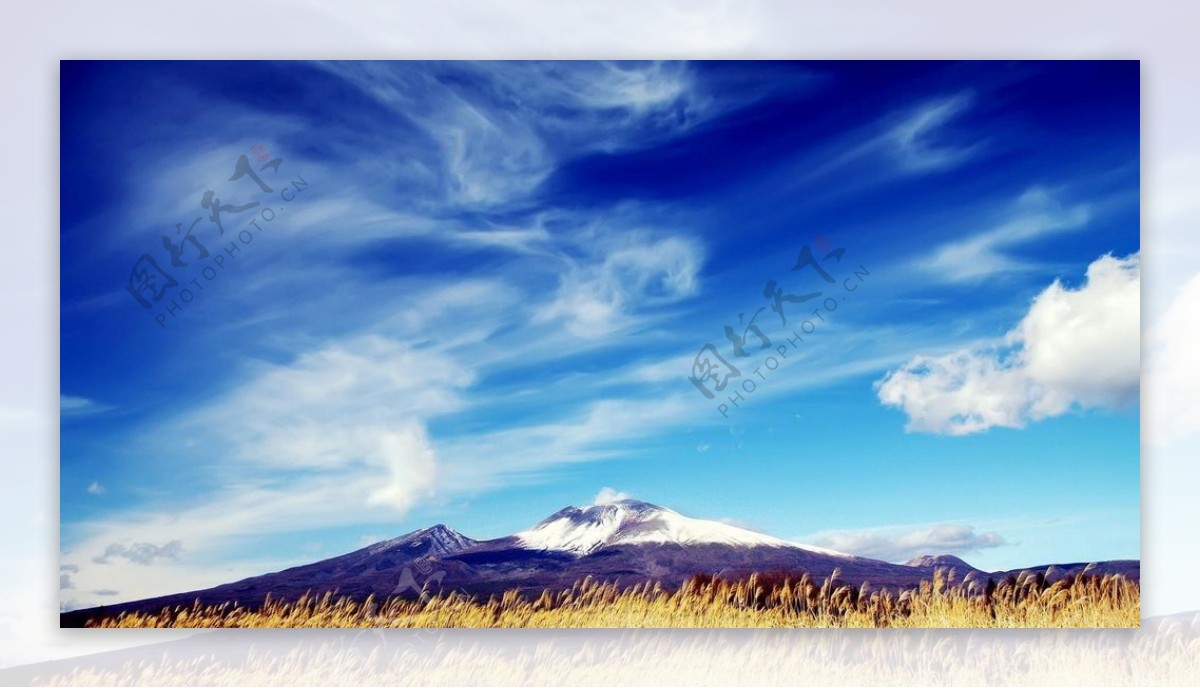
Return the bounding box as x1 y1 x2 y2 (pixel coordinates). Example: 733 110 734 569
85 568 1138 629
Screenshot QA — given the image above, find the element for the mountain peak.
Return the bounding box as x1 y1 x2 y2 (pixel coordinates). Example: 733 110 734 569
904 554 976 569
546 498 665 520
365 523 476 557
603 497 661 509
417 523 463 537
517 499 848 557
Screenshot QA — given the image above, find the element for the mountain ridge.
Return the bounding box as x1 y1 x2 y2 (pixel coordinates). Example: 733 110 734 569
60 499 1139 627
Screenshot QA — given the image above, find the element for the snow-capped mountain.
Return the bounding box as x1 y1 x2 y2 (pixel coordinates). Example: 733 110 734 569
365 524 477 557
516 499 850 557
60 498 1140 626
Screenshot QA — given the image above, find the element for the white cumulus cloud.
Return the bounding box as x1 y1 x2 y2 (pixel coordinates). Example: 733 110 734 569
1147 270 1200 444
876 252 1139 435
592 487 631 505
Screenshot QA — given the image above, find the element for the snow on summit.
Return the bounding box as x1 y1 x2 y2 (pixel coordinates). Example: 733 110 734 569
516 499 851 557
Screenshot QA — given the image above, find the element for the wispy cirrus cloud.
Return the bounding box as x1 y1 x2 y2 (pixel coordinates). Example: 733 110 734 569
919 187 1092 282
60 395 112 417
811 91 985 183
317 61 724 209
885 92 983 173
536 233 704 337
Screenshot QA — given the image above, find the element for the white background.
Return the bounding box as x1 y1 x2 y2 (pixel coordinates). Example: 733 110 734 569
1 0 1197 683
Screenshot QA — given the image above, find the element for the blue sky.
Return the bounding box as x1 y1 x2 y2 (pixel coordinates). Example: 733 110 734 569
59 60 1140 609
